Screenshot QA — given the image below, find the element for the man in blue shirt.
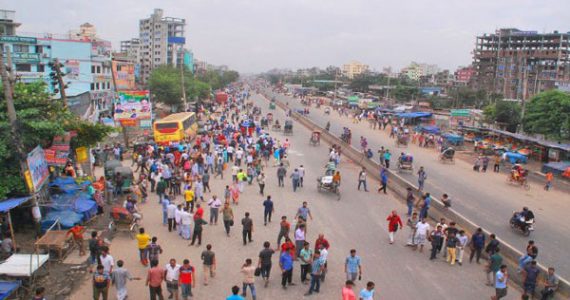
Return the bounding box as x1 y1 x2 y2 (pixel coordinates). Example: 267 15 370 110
161 196 170 225
279 250 294 289
469 228 486 264
226 285 245 300
262 196 274 226
419 193 431 219
378 168 388 194
359 281 375 300
344 249 362 281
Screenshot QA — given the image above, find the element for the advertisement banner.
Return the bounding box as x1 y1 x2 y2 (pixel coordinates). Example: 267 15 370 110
26 146 49 192
65 60 80 80
114 90 152 121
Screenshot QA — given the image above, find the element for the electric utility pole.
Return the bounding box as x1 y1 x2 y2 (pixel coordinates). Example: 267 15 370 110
48 58 68 108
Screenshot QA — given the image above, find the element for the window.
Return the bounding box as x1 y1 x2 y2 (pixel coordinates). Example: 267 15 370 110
12 44 29 53
15 64 31 71
90 83 95 90
155 122 179 130
107 82 111 89
37 64 45 72
96 83 100 90
91 65 96 73
96 66 101 74
35 46 43 54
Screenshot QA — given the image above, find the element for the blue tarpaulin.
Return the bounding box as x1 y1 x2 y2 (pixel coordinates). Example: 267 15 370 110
397 112 433 119
442 133 464 145
505 152 528 164
0 196 31 213
0 280 21 300
41 210 84 231
417 125 440 134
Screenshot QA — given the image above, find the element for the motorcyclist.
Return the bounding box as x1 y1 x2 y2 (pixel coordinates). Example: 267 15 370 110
513 207 535 232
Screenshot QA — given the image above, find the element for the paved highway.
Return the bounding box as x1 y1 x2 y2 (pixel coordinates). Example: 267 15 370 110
265 89 570 280
71 93 510 299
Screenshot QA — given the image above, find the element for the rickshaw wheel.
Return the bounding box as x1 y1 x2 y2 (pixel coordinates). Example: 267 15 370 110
130 223 140 239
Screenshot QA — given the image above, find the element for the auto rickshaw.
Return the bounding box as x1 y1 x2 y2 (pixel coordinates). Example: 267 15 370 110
310 131 321 146
104 160 122 179
114 166 134 193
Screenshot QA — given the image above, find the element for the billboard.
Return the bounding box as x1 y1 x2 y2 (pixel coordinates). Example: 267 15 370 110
114 90 152 126
26 146 49 192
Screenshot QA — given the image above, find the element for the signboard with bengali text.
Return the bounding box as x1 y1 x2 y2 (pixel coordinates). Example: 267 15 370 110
26 146 49 192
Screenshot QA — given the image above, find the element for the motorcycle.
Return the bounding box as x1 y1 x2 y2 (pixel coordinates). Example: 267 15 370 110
509 211 534 236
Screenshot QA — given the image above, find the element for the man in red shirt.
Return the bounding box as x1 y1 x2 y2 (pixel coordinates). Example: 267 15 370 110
178 259 195 300
146 259 165 300
342 280 356 300
386 210 403 244
314 234 330 252
66 225 86 256
193 204 204 221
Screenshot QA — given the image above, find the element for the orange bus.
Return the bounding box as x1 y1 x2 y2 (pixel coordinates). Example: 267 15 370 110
153 112 198 145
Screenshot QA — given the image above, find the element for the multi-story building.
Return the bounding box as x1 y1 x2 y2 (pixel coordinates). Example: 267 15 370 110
0 10 19 35
454 66 475 85
138 9 186 83
403 62 440 81
0 11 113 121
473 28 570 99
342 61 369 79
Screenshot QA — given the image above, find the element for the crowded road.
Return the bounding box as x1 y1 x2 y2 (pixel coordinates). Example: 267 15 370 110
71 93 507 299
265 89 570 279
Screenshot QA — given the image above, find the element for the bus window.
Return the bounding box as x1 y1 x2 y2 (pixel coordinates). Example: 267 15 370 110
155 122 179 131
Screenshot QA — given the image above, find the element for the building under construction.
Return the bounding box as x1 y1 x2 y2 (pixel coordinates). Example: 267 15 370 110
473 28 570 99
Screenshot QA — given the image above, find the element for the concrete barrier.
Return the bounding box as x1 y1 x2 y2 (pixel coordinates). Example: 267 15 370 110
262 91 569 299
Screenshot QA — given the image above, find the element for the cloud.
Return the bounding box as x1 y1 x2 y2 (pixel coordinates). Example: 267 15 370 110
3 0 570 72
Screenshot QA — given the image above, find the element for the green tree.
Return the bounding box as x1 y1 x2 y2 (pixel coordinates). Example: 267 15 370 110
483 100 521 132
0 82 112 198
148 66 184 107
523 90 570 140
393 85 419 102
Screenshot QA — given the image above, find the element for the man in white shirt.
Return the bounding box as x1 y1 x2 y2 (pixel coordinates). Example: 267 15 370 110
207 196 223 225
180 209 193 240
235 148 244 166
99 246 114 274
165 258 181 300
294 224 306 259
174 205 183 236
298 165 305 187
414 219 431 253
167 201 177 233
456 230 469 265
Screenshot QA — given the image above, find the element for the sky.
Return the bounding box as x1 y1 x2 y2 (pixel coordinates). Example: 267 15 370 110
2 0 569 73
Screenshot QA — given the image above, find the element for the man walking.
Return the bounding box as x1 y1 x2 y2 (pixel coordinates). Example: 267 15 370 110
165 258 181 300
201 244 216 285
112 260 140 300
277 163 287 187
277 216 291 248
167 200 177 232
305 250 325 296
299 241 313 284
207 195 222 225
417 166 427 192
262 196 274 226
522 260 540 299
429 225 444 260
93 264 111 300
190 215 207 246
486 248 503 286
357 167 369 192
146 259 165 300
386 210 403 244
256 172 266 195
257 242 275 288
405 187 415 217
242 212 254 245
295 224 307 259
378 168 388 194
298 165 305 187
279 248 294 289
344 249 362 282
457 230 469 265
446 232 459 265
290 168 300 192
179 259 195 300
